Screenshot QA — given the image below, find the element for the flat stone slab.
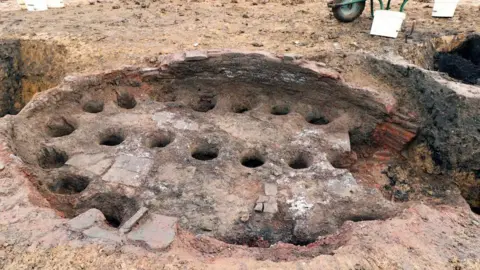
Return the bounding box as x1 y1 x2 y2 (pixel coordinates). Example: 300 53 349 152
264 183 277 196
148 163 196 189
66 153 113 175
257 195 268 203
119 206 149 234
254 202 263 212
184 51 208 61
152 112 200 131
102 155 153 187
83 226 123 243
263 197 278 214
283 53 302 61
127 214 177 250
68 208 105 232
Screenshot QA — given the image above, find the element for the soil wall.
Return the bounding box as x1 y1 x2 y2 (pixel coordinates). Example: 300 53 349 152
0 40 66 116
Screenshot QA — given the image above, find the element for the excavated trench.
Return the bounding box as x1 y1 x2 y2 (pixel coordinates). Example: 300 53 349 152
0 39 66 116
434 35 480 85
1 46 480 257
389 33 480 215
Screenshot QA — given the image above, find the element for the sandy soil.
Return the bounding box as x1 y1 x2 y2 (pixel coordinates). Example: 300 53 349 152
0 0 478 75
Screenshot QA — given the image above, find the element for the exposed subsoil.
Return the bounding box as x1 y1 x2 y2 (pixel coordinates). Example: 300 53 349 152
435 35 480 85
0 0 480 269
0 0 478 74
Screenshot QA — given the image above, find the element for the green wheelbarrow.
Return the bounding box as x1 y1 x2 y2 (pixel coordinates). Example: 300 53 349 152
327 0 409 23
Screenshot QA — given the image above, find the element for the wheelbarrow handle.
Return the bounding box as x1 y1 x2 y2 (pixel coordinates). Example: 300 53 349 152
372 0 409 17
377 0 384 11
400 0 409 12
369 0 384 17
384 0 409 12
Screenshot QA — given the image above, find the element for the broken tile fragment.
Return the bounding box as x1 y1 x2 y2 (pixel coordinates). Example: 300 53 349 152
264 183 278 196
68 208 105 232
254 203 264 212
127 214 177 250
119 206 149 234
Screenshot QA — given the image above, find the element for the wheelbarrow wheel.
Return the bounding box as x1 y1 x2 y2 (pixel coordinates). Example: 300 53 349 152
332 0 366 23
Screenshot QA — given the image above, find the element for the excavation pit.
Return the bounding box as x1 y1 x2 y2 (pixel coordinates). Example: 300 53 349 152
48 175 90 195
232 104 251 114
46 117 76 137
75 193 139 228
99 129 126 146
191 95 217 112
116 91 137 109
5 50 479 259
146 131 174 148
270 104 290 115
37 147 68 169
191 143 219 161
288 152 313 169
434 35 480 85
241 151 265 168
83 100 104 113
0 52 408 254
305 112 330 125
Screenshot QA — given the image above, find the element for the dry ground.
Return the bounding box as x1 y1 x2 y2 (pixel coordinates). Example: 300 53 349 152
0 0 479 74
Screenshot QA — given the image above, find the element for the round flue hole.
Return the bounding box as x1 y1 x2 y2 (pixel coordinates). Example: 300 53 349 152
48 175 90 195
147 132 174 148
99 129 125 146
46 117 76 137
116 91 137 109
289 152 313 169
38 147 68 169
305 113 330 125
105 215 121 227
329 152 358 169
222 213 318 248
241 152 265 168
100 135 124 146
232 104 251 114
192 95 217 112
271 105 290 115
83 100 104 113
192 143 219 161
75 193 138 228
